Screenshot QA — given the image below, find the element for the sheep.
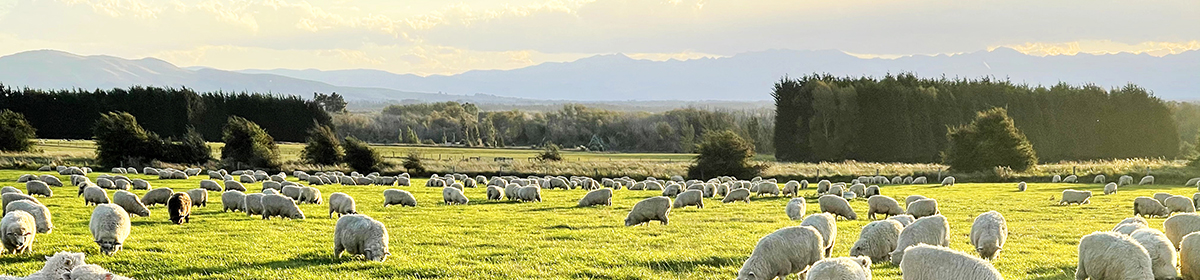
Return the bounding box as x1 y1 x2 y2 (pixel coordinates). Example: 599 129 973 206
239 174 256 183
867 195 904 220
300 187 323 204
186 189 208 207
1060 189 1092 205
673 190 704 209
261 194 305 220
1155 193 1174 205
906 198 939 219
782 181 800 197
1 193 38 216
805 256 872 280
1167 195 1197 214
1196 193 1200 211
578 188 613 207
899 244 1002 280
517 186 542 202
796 212 839 258
625 196 671 226
904 195 926 208
38 175 62 187
130 179 150 190
756 182 780 197
1166 213 1200 250
817 180 831 193
64 264 132 280
1113 217 1150 236
941 176 955 186
224 180 247 192
112 191 149 217
1095 175 1108 184
970 211 1007 260
912 177 928 184
890 215 949 266
90 204 131 256
1052 175 1062 183
503 183 520 201
383 189 417 207
1062 175 1079 183
850 219 903 263
826 185 844 197
735 225 824 280
888 215 916 227
1103 183 1119 195
1130 228 1178 280
818 195 857 220
1181 232 1200 280
82 186 109 206
443 187 469 205
785 198 806 221
484 186 504 201
2 251 85 279
140 188 173 207
111 179 130 191
281 185 303 201
864 186 880 198
167 192 191 225
198 180 223 192
1141 175 1156 185
334 214 390 261
1075 231 1154 280
4 200 50 235
723 188 752 203
1189 178 1200 187
1017 182 1027 192
329 192 358 218
1 210 35 254
25 181 51 197
849 183 866 198
16 174 33 183
1135 196 1171 218
1120 175 1135 186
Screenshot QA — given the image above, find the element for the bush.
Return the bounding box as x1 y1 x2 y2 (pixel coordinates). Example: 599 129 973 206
221 116 281 169
402 150 425 174
302 125 343 165
687 130 765 179
944 107 1038 172
93 112 156 167
159 127 213 164
537 143 563 161
0 109 36 152
343 136 384 172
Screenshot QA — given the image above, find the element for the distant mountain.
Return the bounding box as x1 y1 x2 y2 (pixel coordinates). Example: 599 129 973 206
242 48 1200 101
0 50 530 103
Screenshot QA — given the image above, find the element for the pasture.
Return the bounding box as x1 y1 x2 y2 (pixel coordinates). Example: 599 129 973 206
1 169 1195 279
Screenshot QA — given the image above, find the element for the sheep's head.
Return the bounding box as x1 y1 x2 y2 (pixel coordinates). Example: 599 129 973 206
44 251 85 275
364 246 390 262
849 242 868 257
291 210 306 220
97 240 122 256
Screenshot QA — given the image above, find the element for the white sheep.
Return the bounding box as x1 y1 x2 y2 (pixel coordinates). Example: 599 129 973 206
1141 175 1156 185
140 188 174 207
442 187 469 205
1155 192 1173 205
785 198 806 221
198 180 223 192
723 188 751 203
1119 175 1135 186
970 211 1007 260
334 214 390 261
383 189 417 207
64 264 132 280
221 190 247 213
1189 178 1200 187
735 225 824 280
4 200 50 234
517 186 541 202
867 195 904 220
1017 182 1027 192
1 210 35 254
1166 213 1200 250
1064 175 1079 183
16 174 33 183
131 179 150 190
1104 183 1118 195
850 219 903 263
849 184 866 198
1167 195 1197 214
801 213 838 258
244 193 265 216
782 181 800 197
941 176 955 186
239 174 256 183
1095 175 1107 184
890 214 949 266
301 187 322 204
82 186 109 206
89 204 131 256
37 175 62 187
1060 189 1092 205
906 198 939 219
186 189 208 208
282 185 303 201
485 186 504 201
818 195 857 220
1052 175 1062 183
329 192 358 218
577 188 612 207
1135 196 1170 218
864 186 880 198
817 180 831 193
261 194 305 220
224 180 247 192
888 215 916 227
1075 231 1154 280
899 244 1002 280
625 196 671 226
1130 228 1178 280
25 181 51 197
805 256 871 280
1 193 39 216
112 191 149 217
1181 232 1200 280
0 251 85 279
826 185 844 197
1113 217 1149 236
755 182 780 197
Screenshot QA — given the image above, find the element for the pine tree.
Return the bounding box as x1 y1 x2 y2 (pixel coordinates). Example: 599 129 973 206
944 108 1038 172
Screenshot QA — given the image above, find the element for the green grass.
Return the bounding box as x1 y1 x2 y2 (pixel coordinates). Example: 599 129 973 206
0 169 1195 279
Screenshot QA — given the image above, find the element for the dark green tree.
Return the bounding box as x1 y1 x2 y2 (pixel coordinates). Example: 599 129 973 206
1189 132 1200 167
221 116 281 169
772 77 815 162
313 92 347 113
302 125 343 165
343 136 384 172
93 112 156 167
688 130 764 179
537 142 563 161
160 127 213 164
944 108 1039 172
0 109 36 152
402 149 425 174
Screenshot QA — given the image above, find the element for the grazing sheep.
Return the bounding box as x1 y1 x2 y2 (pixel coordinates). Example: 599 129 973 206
1135 197 1171 218
199 180 223 192
661 183 681 197
25 181 51 197
817 180 832 193
735 225 824 280
865 186 880 198
167 193 191 225
1060 189 1092 205
1181 232 1200 280
1064 175 1078 183
849 184 866 198
1104 183 1119 195
850 219 903 263
224 180 247 192
904 195 926 208
782 181 800 197
912 177 928 184
888 215 916 227
900 244 1002 280
1141 175 1156 185
517 186 541 202
625 196 671 226
1 193 39 215
1075 231 1154 280
868 195 904 220
1155 193 1174 205
1189 178 1200 187
382 189 417 207
723 188 752 203
486 186 504 201
442 187 469 205
941 176 955 186
1195 193 1200 211
3 200 50 234
82 186 109 206
1130 228 1178 280
328 193 358 218
38 175 62 187
219 190 246 213
240 174 256 183
1 210 35 254
818 195 857 220
755 182 780 197
141 188 174 207
1095 175 1107 184
970 211 1008 260
1119 175 1135 186
64 264 132 280
263 189 280 196
112 191 149 217
131 179 150 190
1017 182 1027 192
826 185 844 197
300 187 323 204
578 188 613 207
503 183 520 201
1 251 85 279
261 194 305 220
1166 213 1200 250
186 189 208 207
805 256 872 280
797 213 839 260
1167 195 1197 214
890 215 950 266
1052 175 1062 183
906 198 940 219
785 198 806 221
281 186 303 201
334 214 390 261
90 204 131 256
112 179 130 191
16 174 33 183
673 190 704 209
1113 217 1149 236
244 193 265 216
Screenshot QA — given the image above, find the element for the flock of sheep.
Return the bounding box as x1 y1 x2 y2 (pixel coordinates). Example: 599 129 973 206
5 165 1200 279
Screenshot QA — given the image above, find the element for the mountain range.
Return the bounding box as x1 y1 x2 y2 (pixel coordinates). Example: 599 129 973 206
0 48 1196 103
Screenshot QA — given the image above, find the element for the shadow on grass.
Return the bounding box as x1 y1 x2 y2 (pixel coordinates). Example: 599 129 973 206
570 269 644 280
1026 265 1076 280
638 256 743 273
523 206 577 212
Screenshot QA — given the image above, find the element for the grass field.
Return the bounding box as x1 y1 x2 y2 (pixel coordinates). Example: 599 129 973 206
1 169 1196 279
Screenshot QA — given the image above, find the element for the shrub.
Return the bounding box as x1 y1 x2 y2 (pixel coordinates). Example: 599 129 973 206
343 136 384 172
93 112 156 167
221 116 281 169
402 150 425 174
687 130 765 179
160 127 213 164
944 107 1038 172
537 143 563 161
0 109 36 152
302 125 343 165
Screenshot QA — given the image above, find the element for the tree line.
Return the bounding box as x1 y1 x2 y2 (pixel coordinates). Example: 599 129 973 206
774 74 1181 163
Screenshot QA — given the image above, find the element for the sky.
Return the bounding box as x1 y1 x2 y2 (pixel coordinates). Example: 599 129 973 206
0 0 1196 76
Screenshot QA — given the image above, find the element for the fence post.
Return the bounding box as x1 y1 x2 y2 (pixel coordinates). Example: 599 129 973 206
1072 166 1077 176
